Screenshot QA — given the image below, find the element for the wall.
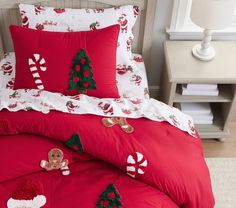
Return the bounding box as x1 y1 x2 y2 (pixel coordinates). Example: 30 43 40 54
148 0 173 97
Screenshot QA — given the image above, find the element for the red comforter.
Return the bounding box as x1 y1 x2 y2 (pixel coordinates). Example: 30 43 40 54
0 110 214 208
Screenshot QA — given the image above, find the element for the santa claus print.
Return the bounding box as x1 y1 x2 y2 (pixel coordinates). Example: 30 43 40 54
20 11 29 28
126 37 132 51
130 98 142 105
8 102 17 109
54 8 66 14
133 56 144 63
33 90 43 97
35 5 45 15
118 14 128 33
66 101 79 113
6 79 15 89
188 120 198 138
133 6 139 18
131 75 142 86
114 98 125 104
1 61 13 75
71 95 81 101
35 23 44 30
116 65 133 75
98 102 114 115
116 64 126 75
122 108 132 115
122 94 130 99
89 21 100 30
169 115 180 127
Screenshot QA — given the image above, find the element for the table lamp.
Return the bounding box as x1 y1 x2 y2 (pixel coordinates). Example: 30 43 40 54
190 0 236 61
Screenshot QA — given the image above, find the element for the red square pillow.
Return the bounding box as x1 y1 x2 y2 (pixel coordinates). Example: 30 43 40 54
10 24 120 98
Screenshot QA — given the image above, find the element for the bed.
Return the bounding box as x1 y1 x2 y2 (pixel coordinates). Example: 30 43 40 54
0 0 215 208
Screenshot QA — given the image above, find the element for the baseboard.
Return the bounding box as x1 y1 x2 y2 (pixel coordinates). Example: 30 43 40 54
148 85 160 99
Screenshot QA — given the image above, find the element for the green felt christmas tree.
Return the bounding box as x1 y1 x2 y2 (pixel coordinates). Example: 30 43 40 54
69 49 96 92
96 183 122 208
65 133 83 153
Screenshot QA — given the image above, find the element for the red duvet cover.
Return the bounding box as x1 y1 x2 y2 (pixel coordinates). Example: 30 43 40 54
0 110 214 208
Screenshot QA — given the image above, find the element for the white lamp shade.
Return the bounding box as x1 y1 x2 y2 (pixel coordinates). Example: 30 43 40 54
191 0 236 30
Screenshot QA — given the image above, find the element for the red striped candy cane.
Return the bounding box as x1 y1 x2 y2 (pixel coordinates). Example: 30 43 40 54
28 54 47 90
126 152 147 178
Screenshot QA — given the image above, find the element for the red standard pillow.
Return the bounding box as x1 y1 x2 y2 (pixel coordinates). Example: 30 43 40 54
10 24 120 98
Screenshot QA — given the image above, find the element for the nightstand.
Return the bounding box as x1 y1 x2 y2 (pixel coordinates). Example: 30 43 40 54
160 41 236 139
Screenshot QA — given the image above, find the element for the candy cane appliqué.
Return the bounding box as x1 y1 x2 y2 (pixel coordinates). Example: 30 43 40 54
126 152 147 178
60 165 70 176
28 54 47 90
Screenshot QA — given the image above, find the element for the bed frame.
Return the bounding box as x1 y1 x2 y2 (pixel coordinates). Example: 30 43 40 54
0 0 156 71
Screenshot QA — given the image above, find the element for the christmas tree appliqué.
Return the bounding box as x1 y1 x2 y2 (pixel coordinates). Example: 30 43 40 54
65 133 83 153
69 49 96 92
96 183 122 208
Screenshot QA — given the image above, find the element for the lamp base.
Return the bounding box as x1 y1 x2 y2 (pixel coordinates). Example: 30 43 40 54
192 44 216 61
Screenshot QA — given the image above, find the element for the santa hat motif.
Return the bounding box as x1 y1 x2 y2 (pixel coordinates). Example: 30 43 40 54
7 179 46 208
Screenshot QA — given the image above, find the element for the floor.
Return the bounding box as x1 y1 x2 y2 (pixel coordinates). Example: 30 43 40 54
205 158 236 208
202 121 236 157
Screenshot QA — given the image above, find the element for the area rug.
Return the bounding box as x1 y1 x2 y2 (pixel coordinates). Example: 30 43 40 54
206 158 236 208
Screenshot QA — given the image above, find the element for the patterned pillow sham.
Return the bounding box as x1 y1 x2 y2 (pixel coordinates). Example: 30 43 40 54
19 4 139 67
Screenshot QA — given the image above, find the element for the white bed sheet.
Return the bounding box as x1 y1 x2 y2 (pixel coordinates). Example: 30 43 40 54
0 52 196 137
